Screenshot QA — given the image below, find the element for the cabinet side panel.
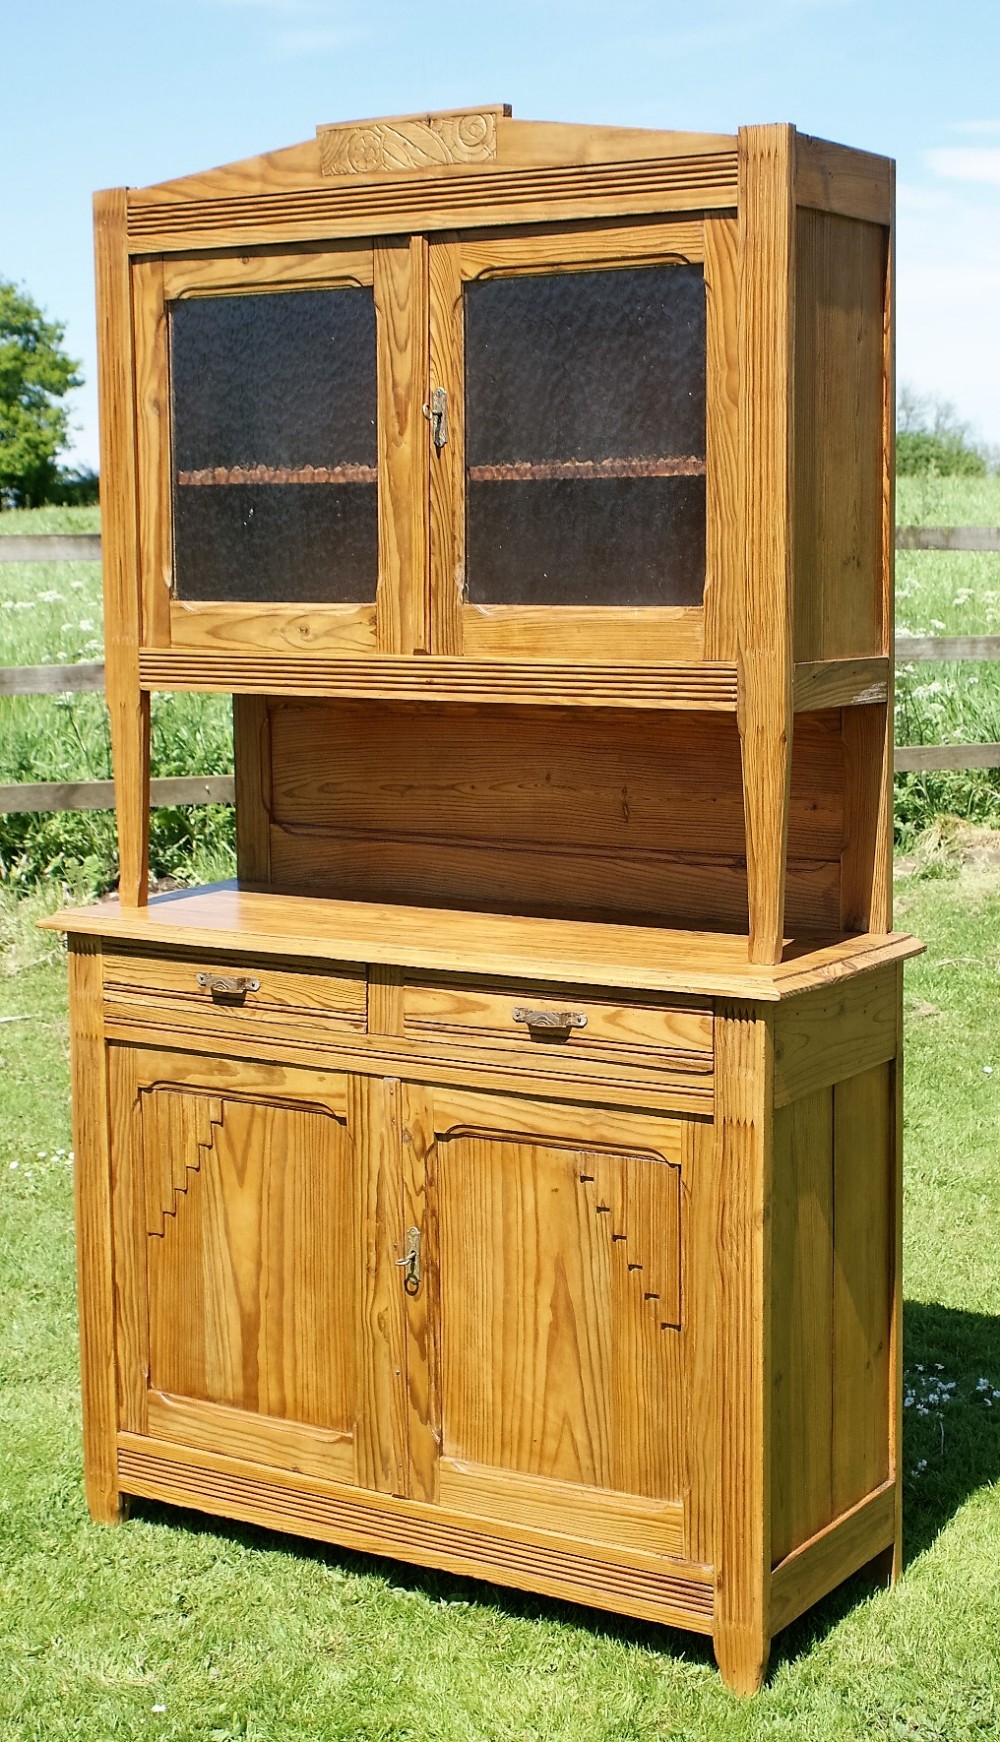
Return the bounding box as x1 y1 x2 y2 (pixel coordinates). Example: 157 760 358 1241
794 212 887 662
831 1062 893 1514
770 1086 834 1564
770 1054 897 1568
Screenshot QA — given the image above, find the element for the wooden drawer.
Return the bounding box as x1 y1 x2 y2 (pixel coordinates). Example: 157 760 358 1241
400 975 713 1073
102 945 367 1043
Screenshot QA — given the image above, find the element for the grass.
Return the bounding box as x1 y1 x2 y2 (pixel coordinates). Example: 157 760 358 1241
0 862 998 1739
0 491 998 1733
0 508 234 893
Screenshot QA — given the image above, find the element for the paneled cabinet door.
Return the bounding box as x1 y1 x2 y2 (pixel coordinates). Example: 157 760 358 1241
399 1083 716 1563
111 1046 364 1486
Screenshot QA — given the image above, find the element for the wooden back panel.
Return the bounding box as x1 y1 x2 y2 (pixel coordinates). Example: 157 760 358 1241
236 699 849 936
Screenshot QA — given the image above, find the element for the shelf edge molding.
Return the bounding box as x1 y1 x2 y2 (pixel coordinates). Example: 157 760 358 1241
138 650 889 712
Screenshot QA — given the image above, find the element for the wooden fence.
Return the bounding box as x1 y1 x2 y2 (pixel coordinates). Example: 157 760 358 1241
1 527 999 813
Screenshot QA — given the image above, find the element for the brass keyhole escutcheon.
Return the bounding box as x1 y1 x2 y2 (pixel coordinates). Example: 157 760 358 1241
396 1225 422 1296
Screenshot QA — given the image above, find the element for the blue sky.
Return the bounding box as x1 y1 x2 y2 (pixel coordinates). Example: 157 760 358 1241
3 0 999 466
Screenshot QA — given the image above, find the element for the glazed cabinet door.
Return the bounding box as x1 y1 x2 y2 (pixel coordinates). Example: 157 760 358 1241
133 241 428 656
111 1046 366 1486
426 214 738 661
400 1082 716 1563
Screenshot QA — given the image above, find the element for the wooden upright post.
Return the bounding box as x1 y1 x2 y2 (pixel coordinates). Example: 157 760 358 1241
94 188 149 906
738 125 796 964
713 1003 773 1692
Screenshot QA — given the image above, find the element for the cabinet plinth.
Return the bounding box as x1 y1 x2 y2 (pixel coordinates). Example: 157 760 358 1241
53 107 916 1692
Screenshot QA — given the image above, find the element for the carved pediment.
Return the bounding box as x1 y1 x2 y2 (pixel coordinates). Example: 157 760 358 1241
318 107 507 177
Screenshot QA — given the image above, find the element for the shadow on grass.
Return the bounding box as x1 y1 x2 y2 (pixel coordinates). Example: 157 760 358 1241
127 1296 1000 1685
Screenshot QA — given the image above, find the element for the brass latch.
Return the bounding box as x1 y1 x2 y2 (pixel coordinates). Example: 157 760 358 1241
422 386 448 449
396 1225 422 1296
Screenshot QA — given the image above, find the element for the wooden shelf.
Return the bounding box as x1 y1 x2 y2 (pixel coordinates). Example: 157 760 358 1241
44 882 923 1001
467 457 706 481
138 649 889 712
177 465 376 487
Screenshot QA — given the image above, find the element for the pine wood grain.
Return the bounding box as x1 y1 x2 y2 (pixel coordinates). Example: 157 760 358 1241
772 965 897 1105
712 1003 773 1693
437 1459 685 1557
794 135 892 226
260 699 845 933
425 1088 688 1509
169 602 377 655
146 1391 355 1484
160 242 373 300
375 236 430 653
831 1064 893 1516
400 975 713 1066
116 1435 715 1632
138 648 736 706
770 1086 834 1564
427 235 464 653
703 215 741 661
138 1083 359 1435
770 1479 895 1634
135 113 735 205
232 696 271 883
352 1074 409 1495
67 940 125 1522
458 605 705 661
94 188 149 905
124 155 740 254
793 211 886 663
131 258 171 649
45 884 923 1000
738 125 796 965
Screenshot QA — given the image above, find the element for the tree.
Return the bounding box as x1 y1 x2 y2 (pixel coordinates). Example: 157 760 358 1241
0 279 82 507
896 385 987 477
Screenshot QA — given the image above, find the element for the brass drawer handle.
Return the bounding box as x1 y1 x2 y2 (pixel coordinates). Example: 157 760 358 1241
512 1006 588 1034
196 972 261 1001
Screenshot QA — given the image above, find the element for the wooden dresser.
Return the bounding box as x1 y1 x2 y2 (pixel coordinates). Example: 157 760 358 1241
48 107 920 1693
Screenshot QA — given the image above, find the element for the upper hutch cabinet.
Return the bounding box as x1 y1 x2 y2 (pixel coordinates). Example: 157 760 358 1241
97 108 896 961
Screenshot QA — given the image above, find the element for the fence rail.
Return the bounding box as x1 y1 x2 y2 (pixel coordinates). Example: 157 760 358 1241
1 526 999 811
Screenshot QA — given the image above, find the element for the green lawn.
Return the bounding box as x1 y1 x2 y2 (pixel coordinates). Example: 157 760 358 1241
1 492 999 1737
1 862 998 1741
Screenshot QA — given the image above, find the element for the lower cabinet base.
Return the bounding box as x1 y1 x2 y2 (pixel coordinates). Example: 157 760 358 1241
115 1434 715 1634
112 1434 897 1696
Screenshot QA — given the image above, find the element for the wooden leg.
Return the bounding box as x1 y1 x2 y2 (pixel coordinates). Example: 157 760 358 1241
867 1542 896 1588
714 1624 771 1696
739 703 792 966
68 940 124 1525
108 684 150 907
85 1481 130 1526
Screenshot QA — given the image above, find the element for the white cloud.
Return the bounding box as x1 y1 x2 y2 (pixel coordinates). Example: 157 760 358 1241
925 147 1000 184
948 120 1000 137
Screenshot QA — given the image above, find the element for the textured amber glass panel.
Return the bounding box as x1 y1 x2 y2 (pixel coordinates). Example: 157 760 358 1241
171 288 377 603
465 265 706 606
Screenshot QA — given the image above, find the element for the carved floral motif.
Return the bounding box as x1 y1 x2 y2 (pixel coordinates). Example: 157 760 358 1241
319 112 498 177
